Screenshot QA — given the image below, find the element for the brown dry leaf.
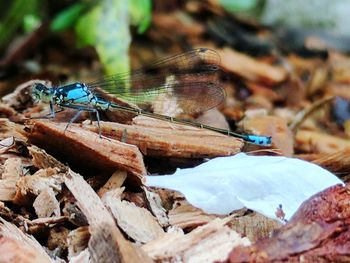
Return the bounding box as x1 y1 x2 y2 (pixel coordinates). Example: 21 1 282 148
142 216 250 263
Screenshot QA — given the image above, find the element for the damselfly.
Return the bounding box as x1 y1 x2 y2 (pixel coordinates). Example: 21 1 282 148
31 48 271 146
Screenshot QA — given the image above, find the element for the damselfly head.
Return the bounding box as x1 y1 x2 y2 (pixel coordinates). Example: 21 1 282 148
31 83 53 102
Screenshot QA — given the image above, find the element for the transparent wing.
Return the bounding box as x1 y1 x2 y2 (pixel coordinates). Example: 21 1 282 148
86 48 224 114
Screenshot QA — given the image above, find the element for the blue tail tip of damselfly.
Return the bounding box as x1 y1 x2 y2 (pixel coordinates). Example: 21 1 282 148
245 135 272 146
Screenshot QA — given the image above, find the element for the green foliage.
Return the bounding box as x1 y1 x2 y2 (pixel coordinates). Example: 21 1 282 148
219 0 258 12
0 0 39 50
75 0 152 77
50 3 87 32
23 14 41 33
129 0 152 34
0 0 152 79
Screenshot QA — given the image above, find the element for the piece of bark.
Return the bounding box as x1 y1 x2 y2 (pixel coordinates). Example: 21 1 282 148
26 120 146 183
0 237 50 263
142 217 250 263
103 190 164 243
0 119 26 140
13 167 63 205
143 187 169 227
0 103 16 118
241 115 293 156
83 116 243 158
33 187 60 218
228 212 282 243
223 184 350 262
0 217 52 262
0 158 23 201
296 130 350 153
64 169 152 263
168 200 217 230
67 226 90 259
217 48 288 85
28 145 67 172
97 170 127 198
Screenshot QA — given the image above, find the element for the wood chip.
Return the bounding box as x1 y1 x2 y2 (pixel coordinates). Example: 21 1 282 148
67 226 90 259
33 187 60 218
142 217 250 263
228 212 282 243
0 119 26 140
0 217 52 262
26 120 146 182
217 48 288 85
13 168 63 205
168 200 217 229
143 187 169 227
28 145 67 172
0 158 23 201
83 116 243 158
103 190 164 243
97 170 127 198
64 169 152 263
296 130 350 153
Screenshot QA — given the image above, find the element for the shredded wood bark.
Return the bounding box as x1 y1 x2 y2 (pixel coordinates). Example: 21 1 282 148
26 120 146 182
82 116 243 158
142 217 250 263
168 200 218 229
0 158 23 201
28 145 67 172
64 169 153 263
143 187 170 227
67 226 90 259
296 130 350 153
13 167 63 206
97 170 127 198
0 119 27 140
0 217 52 262
217 48 288 85
33 187 60 218
103 190 164 243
